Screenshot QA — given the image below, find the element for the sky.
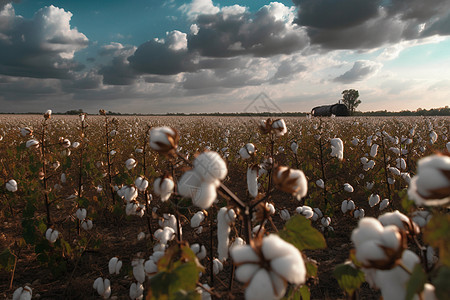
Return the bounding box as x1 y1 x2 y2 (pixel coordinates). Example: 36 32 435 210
0 0 449 114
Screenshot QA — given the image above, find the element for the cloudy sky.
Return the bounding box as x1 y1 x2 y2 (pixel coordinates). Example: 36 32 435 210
0 0 449 114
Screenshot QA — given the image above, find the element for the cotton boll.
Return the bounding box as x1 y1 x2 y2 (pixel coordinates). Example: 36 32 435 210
341 200 349 213
129 282 144 300
137 232 146 241
354 208 365 219
193 182 217 209
343 183 354 193
6 179 18 192
108 257 122 275
388 178 395 185
239 143 256 159
321 217 331 227
330 138 344 160
396 158 407 170
81 219 93 230
12 286 32 300
290 141 298 153
245 269 276 300
316 179 324 189
366 182 375 190
369 194 380 207
370 144 379 157
230 245 260 264
213 258 223 275
178 170 202 199
389 167 401 176
132 259 146 283
235 264 260 283
93 277 111 299
280 209 290 221
191 211 205 228
361 157 369 164
135 176 149 192
217 207 235 262
247 167 259 198
144 259 158 276
193 151 227 182
149 126 178 155
379 199 390 211
351 217 384 249
76 208 87 221
153 177 174 202
45 228 59 243
411 210 431 228
378 210 416 232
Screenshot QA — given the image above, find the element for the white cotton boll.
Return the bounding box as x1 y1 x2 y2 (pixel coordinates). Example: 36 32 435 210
379 199 390 210
401 172 411 184
422 283 437 300
217 207 235 262
291 141 298 153
356 240 388 264
132 259 146 283
388 177 395 185
93 277 111 299
361 157 369 164
366 181 375 190
109 130 118 137
269 271 288 298
144 259 158 276
369 194 380 207
76 208 87 221
125 186 138 202
191 211 205 228
271 250 306 286
313 208 323 218
354 208 365 219
108 257 122 275
341 200 349 213
125 158 137 170
245 269 276 300
109 150 116 156
378 210 414 232
20 127 32 137
352 138 359 146
135 176 149 192
311 212 319 221
351 217 384 248
235 264 260 283
370 144 379 157
60 173 66 184
71 141 80 149
389 167 401 176
389 147 401 154
194 151 227 182
81 219 93 230
396 158 407 170
321 217 331 227
12 286 32 300
135 148 143 153
6 179 18 192
137 232 146 241
446 142 450 152
426 246 438 269
230 245 260 264
45 228 59 243
429 131 438 144
129 282 144 300
191 244 207 260
330 138 344 160
379 226 401 249
213 258 223 275
26 139 39 148
344 183 354 192
272 119 287 136
411 210 431 228
178 170 202 199
193 182 217 209
159 214 178 233
316 179 324 189
230 237 245 250
280 209 290 221
247 167 259 198
374 250 420 300
154 177 174 202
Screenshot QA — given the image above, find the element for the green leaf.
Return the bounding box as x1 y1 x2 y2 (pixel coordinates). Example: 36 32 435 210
0 249 15 271
304 258 318 278
279 215 326 251
405 264 426 300
299 285 310 300
333 262 365 296
432 266 450 300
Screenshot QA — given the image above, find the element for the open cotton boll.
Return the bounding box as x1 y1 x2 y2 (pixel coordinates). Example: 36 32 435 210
247 167 259 198
125 158 137 170
354 208 365 219
153 176 174 202
76 208 87 221
245 269 278 300
356 240 388 265
12 286 32 300
351 217 384 249
132 259 146 283
321 217 331 227
144 259 158 277
389 167 401 176
343 183 354 193
411 210 431 228
124 186 138 202
235 264 260 283
230 245 260 264
316 179 324 189
296 206 314 219
191 211 205 228
290 141 298 153
193 181 217 209
137 232 146 241
26 139 39 148
193 151 227 183
71 141 80 149
239 143 256 159
378 210 417 233
191 243 207 260
108 257 122 275
379 199 390 211
135 176 149 192
273 167 308 200
159 214 178 233
45 228 59 243
217 207 236 262
129 282 144 300
93 277 111 299
178 170 202 199
81 219 93 230
370 144 379 157
279 209 290 221
213 258 223 275
369 194 380 207
330 138 344 160
396 158 407 170
149 126 179 156
6 179 18 192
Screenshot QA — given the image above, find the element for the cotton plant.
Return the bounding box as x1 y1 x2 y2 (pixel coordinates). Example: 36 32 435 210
231 234 306 300
217 207 236 262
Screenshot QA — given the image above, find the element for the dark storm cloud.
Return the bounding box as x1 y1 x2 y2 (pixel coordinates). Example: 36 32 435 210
333 61 381 83
293 0 450 50
293 0 380 29
0 5 88 79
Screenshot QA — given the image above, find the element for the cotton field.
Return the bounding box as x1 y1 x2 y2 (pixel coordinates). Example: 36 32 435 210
0 113 449 299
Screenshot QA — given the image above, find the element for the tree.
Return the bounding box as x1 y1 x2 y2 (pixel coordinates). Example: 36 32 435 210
341 89 361 115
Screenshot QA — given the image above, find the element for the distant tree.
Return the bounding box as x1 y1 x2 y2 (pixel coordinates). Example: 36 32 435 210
65 109 84 115
341 89 361 115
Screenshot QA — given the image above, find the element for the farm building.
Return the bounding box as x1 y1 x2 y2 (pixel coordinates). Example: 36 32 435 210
311 103 350 117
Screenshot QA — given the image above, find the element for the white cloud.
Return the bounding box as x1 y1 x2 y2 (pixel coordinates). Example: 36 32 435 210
179 0 220 20
334 60 382 83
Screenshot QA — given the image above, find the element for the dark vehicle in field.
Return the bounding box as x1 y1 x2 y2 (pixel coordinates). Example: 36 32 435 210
311 103 350 117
